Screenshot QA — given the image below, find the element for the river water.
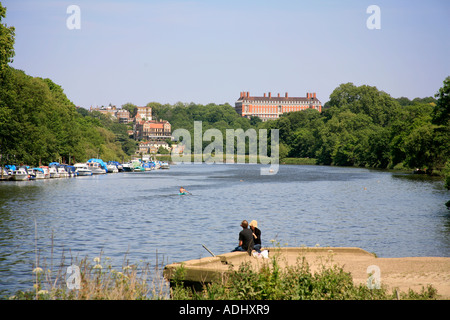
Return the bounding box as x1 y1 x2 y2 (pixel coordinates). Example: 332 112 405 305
0 163 449 296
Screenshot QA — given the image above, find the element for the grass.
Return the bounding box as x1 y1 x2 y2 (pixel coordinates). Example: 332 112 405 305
281 157 317 165
8 250 170 300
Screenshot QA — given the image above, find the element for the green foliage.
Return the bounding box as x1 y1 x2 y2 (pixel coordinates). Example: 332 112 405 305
443 161 450 190
170 255 437 300
260 80 449 174
432 76 450 126
0 68 130 165
0 3 15 73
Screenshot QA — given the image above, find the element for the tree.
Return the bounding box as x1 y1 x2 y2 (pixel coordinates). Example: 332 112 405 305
0 3 15 73
432 76 450 126
122 102 138 118
327 83 401 127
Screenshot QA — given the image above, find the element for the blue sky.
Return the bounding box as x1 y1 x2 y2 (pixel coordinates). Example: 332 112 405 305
3 0 450 108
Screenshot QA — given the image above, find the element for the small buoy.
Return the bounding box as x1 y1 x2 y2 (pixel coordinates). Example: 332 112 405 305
363 187 367 190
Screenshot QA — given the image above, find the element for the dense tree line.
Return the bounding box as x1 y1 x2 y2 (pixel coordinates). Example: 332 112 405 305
262 81 449 175
0 68 133 165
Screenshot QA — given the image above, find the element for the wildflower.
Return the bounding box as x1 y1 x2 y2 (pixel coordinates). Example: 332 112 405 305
37 290 48 295
93 264 102 269
116 272 129 280
93 257 101 263
33 267 43 274
123 265 132 271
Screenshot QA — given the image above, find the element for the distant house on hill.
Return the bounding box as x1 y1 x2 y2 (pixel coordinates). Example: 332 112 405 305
89 105 131 123
134 119 172 141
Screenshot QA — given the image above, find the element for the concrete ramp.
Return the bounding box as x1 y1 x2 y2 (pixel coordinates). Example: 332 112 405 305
163 247 374 286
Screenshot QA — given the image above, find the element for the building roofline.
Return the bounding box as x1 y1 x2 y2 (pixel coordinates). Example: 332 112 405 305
237 96 320 102
237 91 321 103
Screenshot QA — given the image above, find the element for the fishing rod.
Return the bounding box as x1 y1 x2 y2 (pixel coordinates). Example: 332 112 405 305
202 244 215 257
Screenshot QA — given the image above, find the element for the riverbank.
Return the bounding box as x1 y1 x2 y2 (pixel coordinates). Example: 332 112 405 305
164 247 450 299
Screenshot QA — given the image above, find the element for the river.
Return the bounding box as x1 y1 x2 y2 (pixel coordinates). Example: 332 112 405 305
0 163 449 296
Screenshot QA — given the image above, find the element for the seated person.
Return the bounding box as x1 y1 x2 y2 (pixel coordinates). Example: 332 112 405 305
233 220 254 254
249 220 261 252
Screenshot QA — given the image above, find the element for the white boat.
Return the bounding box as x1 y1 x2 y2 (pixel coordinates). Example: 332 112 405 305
122 162 132 172
0 167 12 180
73 163 91 176
160 162 170 169
107 164 119 173
39 166 50 179
57 166 69 178
76 166 92 176
31 168 46 179
49 166 60 178
12 168 29 181
87 161 106 174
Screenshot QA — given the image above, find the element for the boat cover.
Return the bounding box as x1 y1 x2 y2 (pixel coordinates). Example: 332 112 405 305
87 158 108 171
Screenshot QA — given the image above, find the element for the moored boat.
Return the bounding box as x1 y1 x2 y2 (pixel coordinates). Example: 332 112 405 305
107 161 121 173
12 168 29 181
132 161 145 172
74 163 92 176
142 162 154 171
0 166 13 180
107 164 119 173
64 165 77 177
57 166 69 178
31 168 46 179
159 161 170 169
49 166 60 178
122 162 132 172
86 159 107 174
39 166 50 179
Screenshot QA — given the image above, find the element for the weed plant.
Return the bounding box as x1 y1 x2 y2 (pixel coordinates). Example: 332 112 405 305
9 251 170 300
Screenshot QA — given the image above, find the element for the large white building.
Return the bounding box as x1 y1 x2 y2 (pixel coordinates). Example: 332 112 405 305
235 91 322 121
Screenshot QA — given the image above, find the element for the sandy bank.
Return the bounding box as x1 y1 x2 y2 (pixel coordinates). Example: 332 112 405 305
164 247 450 299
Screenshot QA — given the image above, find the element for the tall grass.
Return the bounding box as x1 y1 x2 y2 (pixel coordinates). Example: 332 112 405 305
9 249 170 300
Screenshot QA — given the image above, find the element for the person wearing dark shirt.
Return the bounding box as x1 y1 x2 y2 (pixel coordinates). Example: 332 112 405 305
249 220 261 252
233 220 254 254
